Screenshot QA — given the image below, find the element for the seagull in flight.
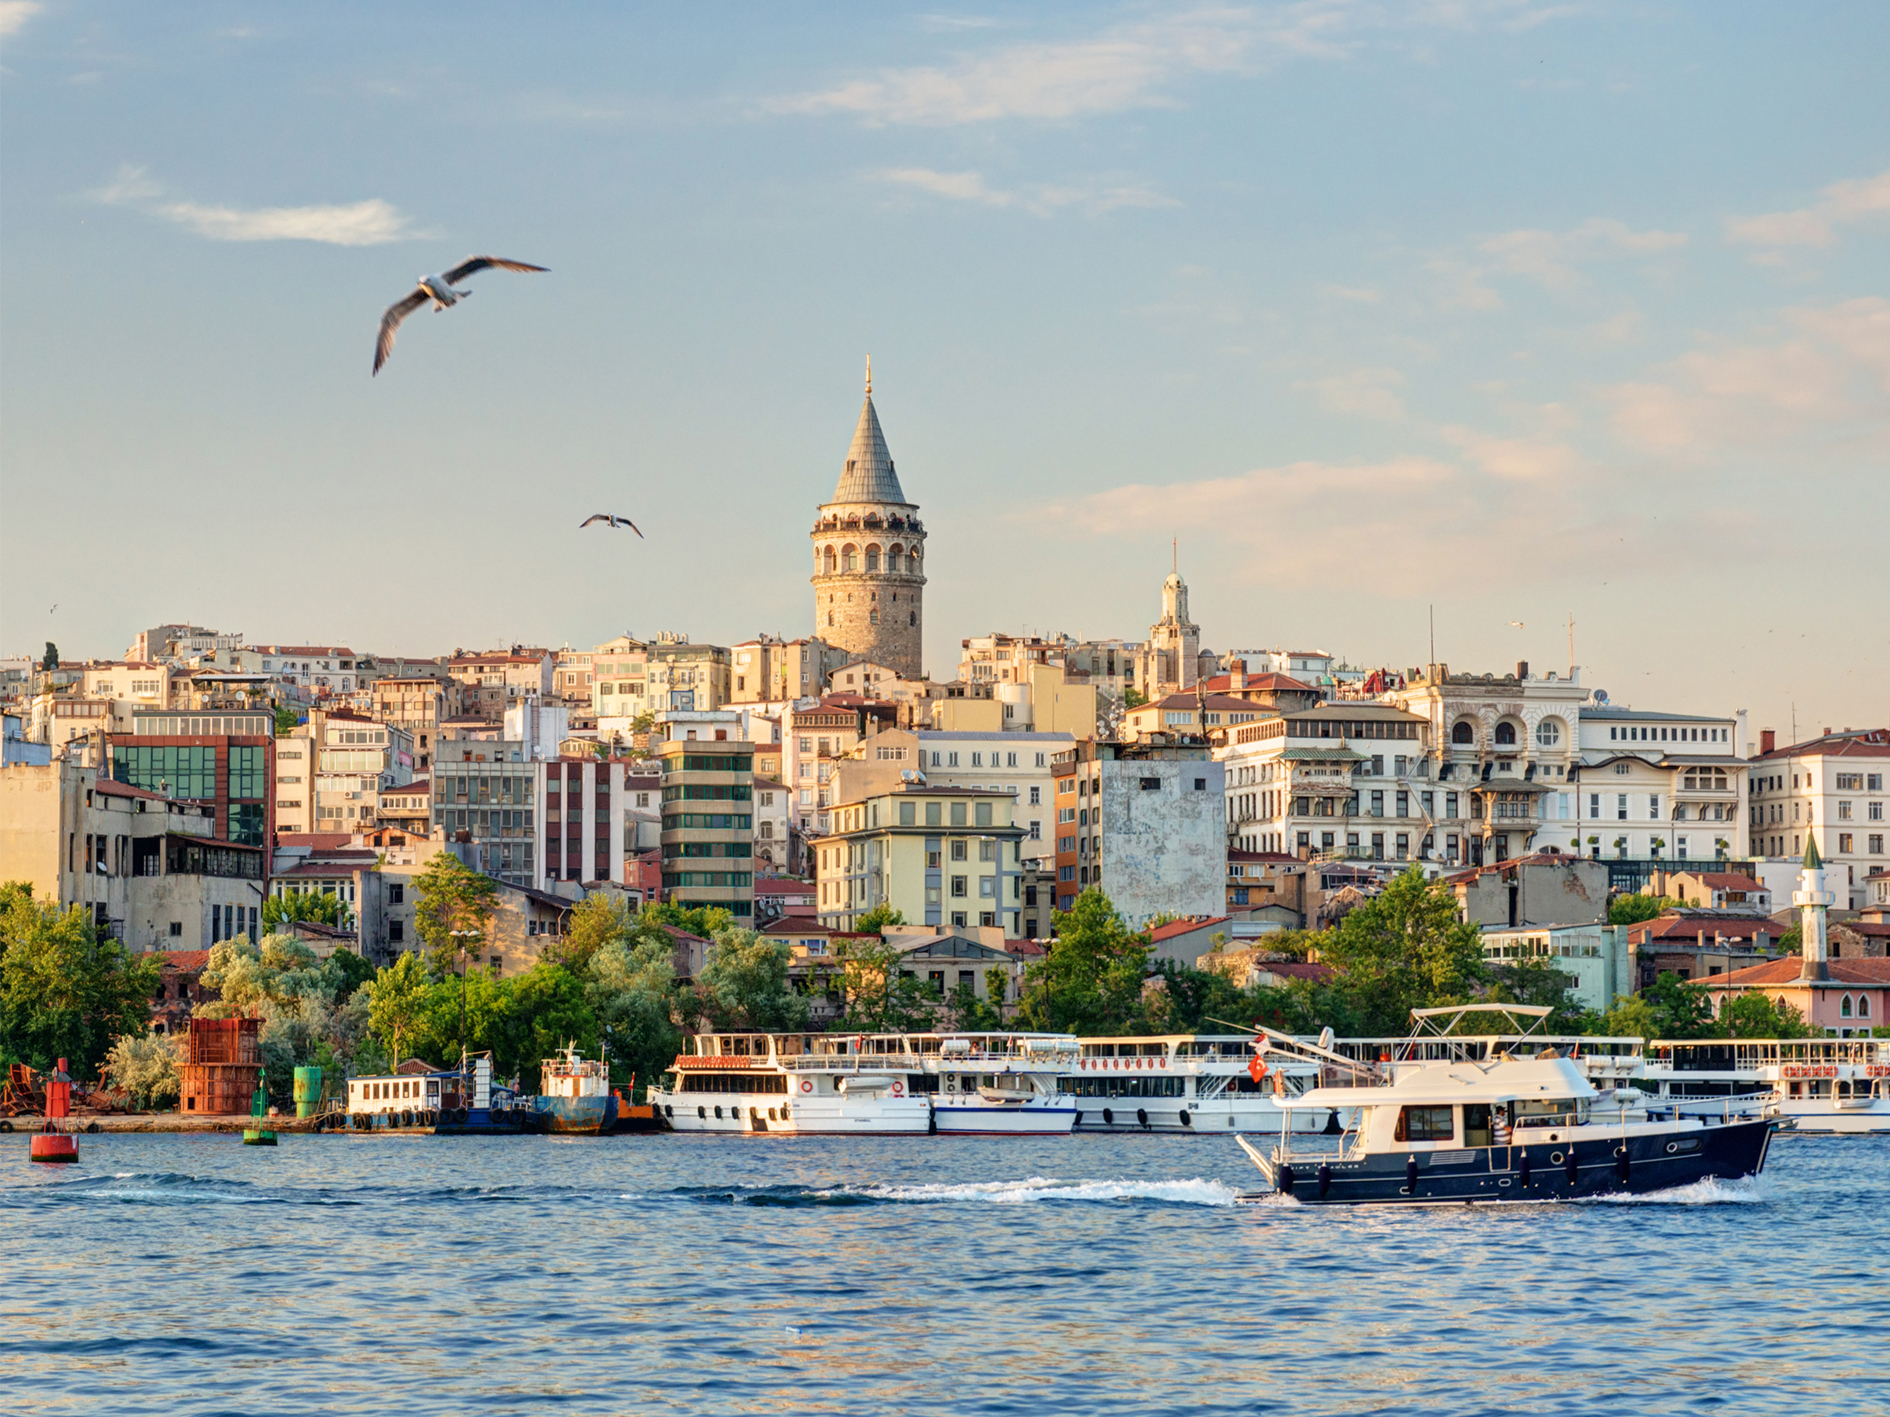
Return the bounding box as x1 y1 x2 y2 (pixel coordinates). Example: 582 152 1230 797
1509 621 1525 628
580 514 644 537
373 256 548 374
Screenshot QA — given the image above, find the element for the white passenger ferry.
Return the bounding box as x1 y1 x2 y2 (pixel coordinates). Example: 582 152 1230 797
909 1032 1080 1135
649 1032 931 1135
1642 1038 1890 1134
1065 1035 1331 1133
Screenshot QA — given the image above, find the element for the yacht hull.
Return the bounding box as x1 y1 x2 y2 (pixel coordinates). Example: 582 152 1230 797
931 1100 1076 1135
651 1091 932 1135
1246 1119 1774 1205
1075 1097 1331 1134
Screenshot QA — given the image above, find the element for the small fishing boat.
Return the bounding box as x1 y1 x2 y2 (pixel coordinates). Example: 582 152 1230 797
1237 1005 1775 1205
532 1045 618 1136
337 1054 542 1134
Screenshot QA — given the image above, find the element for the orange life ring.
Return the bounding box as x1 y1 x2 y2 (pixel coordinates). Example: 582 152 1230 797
799 1078 813 1094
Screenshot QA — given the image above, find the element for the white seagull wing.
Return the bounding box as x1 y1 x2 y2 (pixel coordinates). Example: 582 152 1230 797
442 255 550 284
373 289 429 375
580 514 610 528
617 517 644 538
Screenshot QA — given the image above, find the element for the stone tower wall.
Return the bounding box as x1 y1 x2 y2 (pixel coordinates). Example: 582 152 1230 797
810 510 925 679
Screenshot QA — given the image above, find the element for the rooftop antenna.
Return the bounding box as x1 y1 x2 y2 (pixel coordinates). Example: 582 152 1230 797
1567 612 1575 678
1428 604 1435 676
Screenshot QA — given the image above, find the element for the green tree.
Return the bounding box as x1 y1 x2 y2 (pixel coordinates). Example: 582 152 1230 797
695 929 808 1032
1017 888 1151 1033
263 891 343 929
366 951 434 1069
1608 893 1674 926
947 978 1003 1031
325 948 377 1004
1141 960 1249 1033
413 852 499 974
852 904 906 936
640 900 733 940
1486 957 1588 1033
0 883 161 1078
1122 685 1147 709
1718 991 1812 1039
103 1028 183 1110
550 894 633 976
586 930 681 1094
274 706 300 737
1598 971 1716 1040
495 964 599 1089
41 642 58 672
1312 867 1488 1035
831 934 935 1032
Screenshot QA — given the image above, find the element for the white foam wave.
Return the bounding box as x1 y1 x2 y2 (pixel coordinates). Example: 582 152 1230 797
844 1175 1239 1206
1588 1174 1772 1206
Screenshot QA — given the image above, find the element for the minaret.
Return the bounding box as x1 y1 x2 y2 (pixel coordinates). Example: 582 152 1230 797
1794 833 1834 981
810 360 926 680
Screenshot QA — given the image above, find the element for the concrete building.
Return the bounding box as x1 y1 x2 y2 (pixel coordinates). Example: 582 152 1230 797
370 675 464 771
589 635 652 717
1666 871 1772 912
1445 853 1610 930
1383 663 1586 865
1 760 266 951
830 726 1069 862
430 738 537 888
751 777 794 873
958 633 1061 687
126 624 245 663
535 756 661 891
446 648 555 714
1051 738 1225 924
1480 922 1634 1014
109 708 275 849
1575 705 1749 865
657 714 755 920
783 696 900 835
810 364 927 680
731 636 849 703
815 785 1026 934
1123 692 1270 744
1747 727 1887 906
645 636 732 714
1218 702 1433 862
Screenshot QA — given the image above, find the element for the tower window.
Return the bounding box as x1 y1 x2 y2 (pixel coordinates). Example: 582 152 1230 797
909 611 916 626
870 611 879 625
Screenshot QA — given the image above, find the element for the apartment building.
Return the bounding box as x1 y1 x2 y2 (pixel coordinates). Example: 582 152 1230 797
125 624 245 663
446 648 555 711
371 675 465 771
783 696 900 835
830 727 1069 861
1051 738 1225 924
0 760 265 951
815 785 1026 934
108 708 275 849
1575 706 1749 865
658 718 755 920
1748 728 1889 906
1218 703 1433 862
536 756 661 890
731 636 849 703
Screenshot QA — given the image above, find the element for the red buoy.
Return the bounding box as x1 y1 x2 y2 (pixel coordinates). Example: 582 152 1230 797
31 1056 79 1165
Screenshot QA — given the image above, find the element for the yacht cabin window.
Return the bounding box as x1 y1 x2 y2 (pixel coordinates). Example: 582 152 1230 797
1395 1106 1455 1143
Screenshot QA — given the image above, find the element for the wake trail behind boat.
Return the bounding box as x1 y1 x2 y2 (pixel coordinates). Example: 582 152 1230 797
647 1176 1240 1208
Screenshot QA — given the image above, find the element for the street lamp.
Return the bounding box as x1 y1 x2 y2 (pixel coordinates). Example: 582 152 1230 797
449 927 481 1068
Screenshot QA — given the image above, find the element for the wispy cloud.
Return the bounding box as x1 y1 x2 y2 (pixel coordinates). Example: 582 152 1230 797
778 3 1585 126
91 166 419 246
879 167 1178 217
1607 297 1890 454
0 1 41 39
777 6 1342 126
1298 366 1407 420
1726 167 1890 250
1479 217 1687 288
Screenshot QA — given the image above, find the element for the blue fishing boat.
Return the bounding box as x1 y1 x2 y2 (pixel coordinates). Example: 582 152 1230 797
532 1046 618 1136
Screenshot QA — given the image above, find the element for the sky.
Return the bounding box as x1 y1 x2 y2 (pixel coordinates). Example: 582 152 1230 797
2 1 1885 740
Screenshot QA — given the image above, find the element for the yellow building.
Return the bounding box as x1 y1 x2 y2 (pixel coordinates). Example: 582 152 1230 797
816 785 1026 934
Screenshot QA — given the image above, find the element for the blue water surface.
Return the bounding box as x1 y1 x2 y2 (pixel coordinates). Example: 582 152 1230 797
0 1130 1882 1416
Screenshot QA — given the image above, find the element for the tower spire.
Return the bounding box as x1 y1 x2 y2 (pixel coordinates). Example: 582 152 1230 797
865 354 872 395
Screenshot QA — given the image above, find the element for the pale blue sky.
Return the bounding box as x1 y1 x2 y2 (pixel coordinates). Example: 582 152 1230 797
3 2 1885 737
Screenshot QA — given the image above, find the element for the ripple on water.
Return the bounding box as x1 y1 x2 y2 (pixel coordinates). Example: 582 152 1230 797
0 1131 1883 1416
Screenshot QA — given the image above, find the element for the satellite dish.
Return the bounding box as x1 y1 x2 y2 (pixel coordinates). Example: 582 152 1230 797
1593 689 1610 705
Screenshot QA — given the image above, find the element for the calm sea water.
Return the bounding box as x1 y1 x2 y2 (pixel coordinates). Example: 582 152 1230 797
1 1129 1884 1416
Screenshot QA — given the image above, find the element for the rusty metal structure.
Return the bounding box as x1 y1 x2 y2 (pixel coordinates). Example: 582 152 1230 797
182 1017 262 1115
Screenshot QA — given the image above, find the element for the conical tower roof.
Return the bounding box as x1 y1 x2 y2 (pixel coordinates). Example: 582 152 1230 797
1804 833 1823 870
829 361 907 504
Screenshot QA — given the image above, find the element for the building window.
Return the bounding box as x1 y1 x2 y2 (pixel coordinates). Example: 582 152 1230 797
1839 833 1854 854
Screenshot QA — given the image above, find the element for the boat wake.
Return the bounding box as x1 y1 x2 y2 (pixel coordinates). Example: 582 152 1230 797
648 1176 1240 1208
12 1171 360 1207
1585 1174 1773 1206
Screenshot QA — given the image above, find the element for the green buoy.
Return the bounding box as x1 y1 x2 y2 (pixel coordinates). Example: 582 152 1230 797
243 1071 278 1147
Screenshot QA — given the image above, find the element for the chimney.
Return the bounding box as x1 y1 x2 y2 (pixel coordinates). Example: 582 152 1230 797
1760 729 1776 755
1516 661 1529 681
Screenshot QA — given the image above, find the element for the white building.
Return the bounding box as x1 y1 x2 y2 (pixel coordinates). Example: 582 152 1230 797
1748 728 1888 907
1575 706 1749 864
1051 739 1225 924
837 728 1069 862
1480 922 1634 1014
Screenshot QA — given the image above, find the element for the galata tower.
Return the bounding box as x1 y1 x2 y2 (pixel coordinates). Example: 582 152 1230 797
810 360 926 679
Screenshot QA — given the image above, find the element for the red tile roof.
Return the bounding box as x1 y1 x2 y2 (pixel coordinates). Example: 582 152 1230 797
155 950 210 970
1249 960 1334 982
1138 693 1271 714
753 878 815 896
1199 672 1315 694
1714 957 1890 986
94 777 169 802
1677 872 1765 892
1149 915 1231 941
275 833 355 850
1753 729 1890 760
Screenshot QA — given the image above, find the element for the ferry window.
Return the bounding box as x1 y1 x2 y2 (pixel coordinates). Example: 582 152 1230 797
1396 1106 1454 1142
1463 1104 1492 1147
